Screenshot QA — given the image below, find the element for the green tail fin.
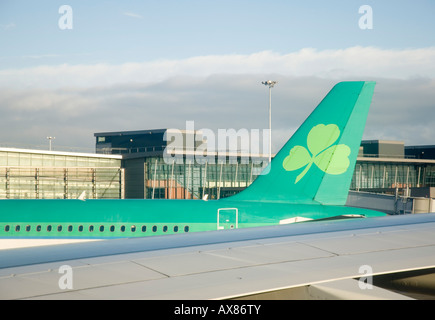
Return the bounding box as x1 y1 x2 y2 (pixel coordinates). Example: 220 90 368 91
230 81 376 205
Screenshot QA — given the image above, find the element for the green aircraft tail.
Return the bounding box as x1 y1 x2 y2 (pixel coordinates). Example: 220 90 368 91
230 81 376 205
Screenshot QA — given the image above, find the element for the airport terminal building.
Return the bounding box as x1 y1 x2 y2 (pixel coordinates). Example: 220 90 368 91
1 129 435 213
94 130 435 202
352 140 435 193
95 129 267 200
0 148 123 199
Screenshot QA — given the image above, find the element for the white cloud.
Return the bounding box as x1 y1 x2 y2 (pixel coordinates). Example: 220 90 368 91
2 23 16 30
123 12 143 19
0 47 434 150
1 47 434 89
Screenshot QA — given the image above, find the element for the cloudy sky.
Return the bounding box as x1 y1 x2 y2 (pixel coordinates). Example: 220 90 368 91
0 0 434 153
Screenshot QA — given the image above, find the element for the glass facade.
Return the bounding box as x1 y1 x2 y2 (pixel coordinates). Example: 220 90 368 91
94 130 435 200
144 156 266 200
0 149 123 199
4 147 435 200
140 156 435 200
350 159 435 191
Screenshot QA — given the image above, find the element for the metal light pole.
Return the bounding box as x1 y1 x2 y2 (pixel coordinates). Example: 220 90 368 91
262 80 277 164
47 136 55 151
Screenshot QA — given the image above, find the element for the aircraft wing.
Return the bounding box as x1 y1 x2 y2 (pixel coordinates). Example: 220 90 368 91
1 213 435 300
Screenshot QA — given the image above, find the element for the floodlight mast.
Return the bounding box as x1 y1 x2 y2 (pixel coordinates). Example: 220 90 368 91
47 136 55 151
262 80 277 164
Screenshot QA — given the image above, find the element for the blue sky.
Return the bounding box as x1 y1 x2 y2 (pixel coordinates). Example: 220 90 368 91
0 1 434 151
1 0 434 67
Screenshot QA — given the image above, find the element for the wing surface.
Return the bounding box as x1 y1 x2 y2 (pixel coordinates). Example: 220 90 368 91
1 214 435 300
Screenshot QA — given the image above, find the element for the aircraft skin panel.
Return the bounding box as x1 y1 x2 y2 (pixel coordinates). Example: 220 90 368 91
0 213 434 300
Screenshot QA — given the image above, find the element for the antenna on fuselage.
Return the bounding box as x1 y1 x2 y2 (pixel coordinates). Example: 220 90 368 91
78 191 86 201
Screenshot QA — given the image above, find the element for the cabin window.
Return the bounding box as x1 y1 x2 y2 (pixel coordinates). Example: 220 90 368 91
163 226 168 233
141 226 147 232
78 225 84 232
152 225 157 233
131 225 136 232
99 225 104 232
184 226 189 233
26 225 31 232
173 226 179 233
68 225 73 232
36 225 41 232
47 225 52 232
120 225 125 232
89 225 94 232
5 225 10 232
15 225 20 232
110 225 115 232
57 225 62 232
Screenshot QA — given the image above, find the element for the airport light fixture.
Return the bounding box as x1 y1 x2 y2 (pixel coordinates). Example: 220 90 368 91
262 80 277 164
47 136 55 151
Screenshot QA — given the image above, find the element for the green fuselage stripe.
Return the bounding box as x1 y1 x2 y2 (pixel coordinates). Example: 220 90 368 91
0 198 384 239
